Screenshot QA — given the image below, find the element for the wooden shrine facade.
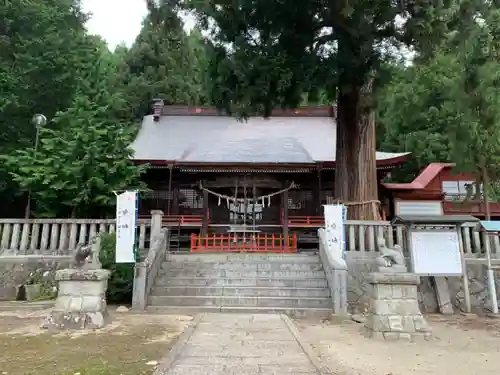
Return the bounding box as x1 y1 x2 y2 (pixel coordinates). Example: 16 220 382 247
131 104 410 251
138 167 398 234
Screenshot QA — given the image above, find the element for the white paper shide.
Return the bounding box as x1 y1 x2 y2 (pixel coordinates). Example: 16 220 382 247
116 191 137 263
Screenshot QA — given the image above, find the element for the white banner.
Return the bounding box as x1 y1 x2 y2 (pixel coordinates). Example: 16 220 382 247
116 191 137 263
323 204 346 261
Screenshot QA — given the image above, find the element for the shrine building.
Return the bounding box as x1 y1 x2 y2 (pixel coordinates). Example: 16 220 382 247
130 103 410 252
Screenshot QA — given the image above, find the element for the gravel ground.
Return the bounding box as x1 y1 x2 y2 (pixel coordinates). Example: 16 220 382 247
296 314 500 375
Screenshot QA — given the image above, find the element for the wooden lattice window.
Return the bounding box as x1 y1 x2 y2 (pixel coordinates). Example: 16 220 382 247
178 188 204 209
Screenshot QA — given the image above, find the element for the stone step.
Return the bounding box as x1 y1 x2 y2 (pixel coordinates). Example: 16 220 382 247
155 276 328 288
148 295 332 308
151 286 331 298
159 269 326 279
144 305 332 319
161 262 324 272
165 253 320 263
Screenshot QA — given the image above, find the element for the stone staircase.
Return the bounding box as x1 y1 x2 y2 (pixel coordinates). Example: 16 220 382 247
147 253 333 317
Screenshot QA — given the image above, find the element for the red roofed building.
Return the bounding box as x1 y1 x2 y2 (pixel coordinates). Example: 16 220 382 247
382 163 499 218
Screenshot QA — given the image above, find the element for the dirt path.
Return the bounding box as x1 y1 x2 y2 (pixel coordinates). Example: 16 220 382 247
296 314 500 375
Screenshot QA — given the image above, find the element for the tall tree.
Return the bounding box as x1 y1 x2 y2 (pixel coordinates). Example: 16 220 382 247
122 0 210 120
376 61 454 182
0 0 98 212
2 40 146 218
378 2 500 217
184 0 450 219
0 0 92 150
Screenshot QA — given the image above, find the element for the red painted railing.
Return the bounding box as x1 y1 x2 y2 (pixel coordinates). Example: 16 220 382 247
190 233 297 253
162 215 204 226
281 209 324 227
140 210 210 227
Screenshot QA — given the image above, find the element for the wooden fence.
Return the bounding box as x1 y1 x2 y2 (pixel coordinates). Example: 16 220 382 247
0 217 494 256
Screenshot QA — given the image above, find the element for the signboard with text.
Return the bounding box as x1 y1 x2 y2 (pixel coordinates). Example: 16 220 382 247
116 191 138 263
323 204 347 260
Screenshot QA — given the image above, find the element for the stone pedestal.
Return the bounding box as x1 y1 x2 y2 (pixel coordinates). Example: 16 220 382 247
364 272 432 342
42 268 111 330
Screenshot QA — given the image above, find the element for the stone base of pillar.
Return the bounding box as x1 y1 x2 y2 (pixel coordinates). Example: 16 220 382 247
41 268 111 330
364 272 432 342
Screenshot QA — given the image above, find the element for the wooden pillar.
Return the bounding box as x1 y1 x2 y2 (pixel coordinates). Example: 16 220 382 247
282 183 289 239
166 165 173 215
316 167 322 214
202 183 209 236
172 187 179 215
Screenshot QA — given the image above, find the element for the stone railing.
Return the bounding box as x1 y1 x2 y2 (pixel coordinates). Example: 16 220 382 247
344 220 401 253
344 221 493 257
318 228 348 315
0 216 494 257
132 211 167 310
0 217 152 255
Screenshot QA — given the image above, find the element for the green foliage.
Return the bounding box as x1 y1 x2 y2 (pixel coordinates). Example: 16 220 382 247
0 0 96 204
181 0 453 117
1 66 147 217
99 233 134 304
376 61 454 181
121 1 210 119
378 2 500 195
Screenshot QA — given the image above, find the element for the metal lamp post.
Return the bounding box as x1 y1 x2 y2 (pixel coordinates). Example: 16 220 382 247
24 114 47 219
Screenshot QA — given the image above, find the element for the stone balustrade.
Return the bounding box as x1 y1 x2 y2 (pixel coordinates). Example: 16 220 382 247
344 221 493 257
0 218 151 255
0 217 495 257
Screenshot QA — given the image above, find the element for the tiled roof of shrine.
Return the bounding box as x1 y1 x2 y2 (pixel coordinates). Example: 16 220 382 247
130 107 410 165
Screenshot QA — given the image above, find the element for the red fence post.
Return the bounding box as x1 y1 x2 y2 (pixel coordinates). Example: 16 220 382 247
190 233 196 252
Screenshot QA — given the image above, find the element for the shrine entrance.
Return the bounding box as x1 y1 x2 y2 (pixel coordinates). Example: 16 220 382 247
190 175 298 253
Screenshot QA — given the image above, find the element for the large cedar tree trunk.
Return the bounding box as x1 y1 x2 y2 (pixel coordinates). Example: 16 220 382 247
334 76 378 220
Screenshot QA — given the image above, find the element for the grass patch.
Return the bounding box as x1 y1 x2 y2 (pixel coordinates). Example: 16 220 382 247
0 313 190 375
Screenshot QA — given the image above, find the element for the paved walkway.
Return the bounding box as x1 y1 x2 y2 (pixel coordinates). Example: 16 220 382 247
155 313 326 374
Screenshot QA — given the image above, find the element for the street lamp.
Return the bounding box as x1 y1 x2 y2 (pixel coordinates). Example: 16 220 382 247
24 114 47 219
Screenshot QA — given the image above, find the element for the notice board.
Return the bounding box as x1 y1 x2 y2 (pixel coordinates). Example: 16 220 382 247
409 230 463 276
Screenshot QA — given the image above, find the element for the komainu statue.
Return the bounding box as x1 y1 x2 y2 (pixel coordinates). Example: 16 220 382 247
375 236 407 272
72 236 100 270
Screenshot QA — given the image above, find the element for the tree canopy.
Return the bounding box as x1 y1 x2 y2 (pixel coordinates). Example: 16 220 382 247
378 1 500 216
180 0 453 218
3 0 500 219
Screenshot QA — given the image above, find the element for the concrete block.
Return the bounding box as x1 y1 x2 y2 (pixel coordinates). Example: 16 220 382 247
402 285 418 300
81 295 104 311
364 272 431 342
388 315 403 331
58 280 106 296
391 285 404 299
365 314 390 332
68 296 83 311
401 316 416 333
54 295 71 310
373 284 393 299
